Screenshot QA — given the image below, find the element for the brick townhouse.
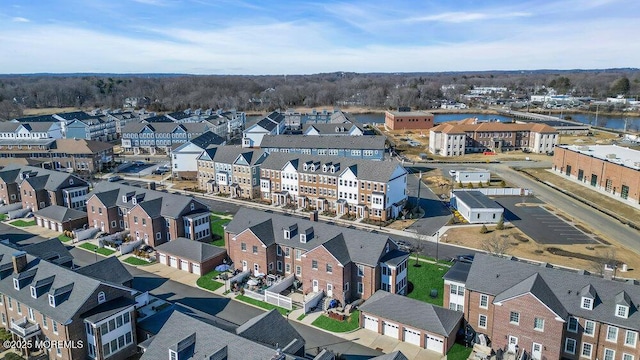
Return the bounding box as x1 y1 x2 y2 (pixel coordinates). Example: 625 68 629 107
225 208 409 305
196 146 268 199
86 182 211 247
0 244 138 360
259 153 408 221
0 165 89 212
444 254 640 360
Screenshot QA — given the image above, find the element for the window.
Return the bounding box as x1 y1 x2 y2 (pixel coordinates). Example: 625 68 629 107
241 242 246 251
581 343 593 358
326 264 332 273
509 311 520 325
277 247 281 256
170 350 177 360
583 320 595 336
30 286 37 298
607 326 619 342
479 294 488 309
568 317 579 333
28 307 35 321
123 312 130 323
582 297 593 310
312 260 318 270
534 317 545 331
565 338 577 354
252 245 258 254
357 282 363 294
604 349 615 360
478 314 487 329
357 265 364 277
13 278 19 290
56 348 62 357
625 330 637 347
97 292 106 304
295 266 301 276
42 314 48 328
450 284 458 294
16 302 22 314
52 320 58 334
617 305 629 318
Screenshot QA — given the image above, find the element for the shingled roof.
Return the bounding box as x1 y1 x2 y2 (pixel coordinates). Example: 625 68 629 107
260 135 387 150
236 309 305 355
34 205 87 223
155 237 225 263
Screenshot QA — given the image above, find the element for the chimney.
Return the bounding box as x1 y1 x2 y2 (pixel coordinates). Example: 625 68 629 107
147 182 156 191
309 210 318 222
12 251 27 273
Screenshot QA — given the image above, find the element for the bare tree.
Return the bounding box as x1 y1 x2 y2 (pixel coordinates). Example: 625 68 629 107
481 234 513 256
589 248 618 277
412 232 427 266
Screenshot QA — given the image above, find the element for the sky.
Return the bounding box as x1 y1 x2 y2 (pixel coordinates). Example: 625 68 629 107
0 0 639 75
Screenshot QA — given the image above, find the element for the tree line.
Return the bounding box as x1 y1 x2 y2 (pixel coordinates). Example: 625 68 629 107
0 69 638 120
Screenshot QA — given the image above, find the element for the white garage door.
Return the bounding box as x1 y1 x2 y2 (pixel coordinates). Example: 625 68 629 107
383 321 399 338
57 223 63 232
180 260 189 271
192 264 201 275
426 334 444 353
159 254 167 265
169 257 178 268
363 315 378 332
37 218 43 227
43 219 49 229
404 327 421 346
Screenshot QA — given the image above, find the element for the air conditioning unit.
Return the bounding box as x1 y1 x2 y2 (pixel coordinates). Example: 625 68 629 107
606 154 617 159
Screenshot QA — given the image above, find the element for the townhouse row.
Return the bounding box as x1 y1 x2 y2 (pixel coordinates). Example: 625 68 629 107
196 147 408 221
444 254 640 360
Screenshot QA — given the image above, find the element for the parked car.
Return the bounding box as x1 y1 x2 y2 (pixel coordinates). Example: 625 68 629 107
448 169 457 177
454 254 475 263
152 167 169 175
107 175 122 182
395 240 413 252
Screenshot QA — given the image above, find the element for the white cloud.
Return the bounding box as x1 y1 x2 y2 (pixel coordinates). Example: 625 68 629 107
131 0 170 6
405 11 531 23
12 17 29 23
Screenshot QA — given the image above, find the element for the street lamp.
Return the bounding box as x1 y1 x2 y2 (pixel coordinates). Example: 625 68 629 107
435 231 440 262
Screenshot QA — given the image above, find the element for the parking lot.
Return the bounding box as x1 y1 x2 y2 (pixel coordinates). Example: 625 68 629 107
495 196 597 245
118 161 170 176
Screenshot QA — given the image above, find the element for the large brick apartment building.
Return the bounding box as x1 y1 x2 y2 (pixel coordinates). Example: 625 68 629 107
225 208 409 305
429 119 558 156
86 182 211 247
444 254 640 360
384 110 435 130
553 145 640 206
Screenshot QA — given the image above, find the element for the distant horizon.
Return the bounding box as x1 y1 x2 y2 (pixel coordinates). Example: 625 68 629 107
1 0 638 74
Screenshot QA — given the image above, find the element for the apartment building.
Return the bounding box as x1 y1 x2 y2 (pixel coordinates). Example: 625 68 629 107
384 110 435 130
259 135 387 160
225 208 409 305
86 182 211 246
120 122 214 155
259 153 408 221
0 121 63 140
429 119 558 156
443 254 640 360
171 131 226 180
0 138 114 173
242 111 286 148
65 117 117 142
0 165 89 212
553 145 640 206
302 122 366 136
196 146 268 199
0 245 137 360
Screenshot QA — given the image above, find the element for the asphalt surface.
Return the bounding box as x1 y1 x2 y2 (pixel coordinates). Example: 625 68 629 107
403 166 452 236
69 247 382 359
494 196 596 245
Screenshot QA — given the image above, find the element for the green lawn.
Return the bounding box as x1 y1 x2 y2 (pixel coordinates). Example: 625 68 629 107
211 211 231 216
10 219 36 227
311 310 360 333
447 343 473 360
123 257 152 266
297 313 307 321
0 213 7 221
210 238 225 247
406 258 448 306
196 270 224 292
57 234 73 243
78 243 116 256
236 295 291 316
210 216 230 240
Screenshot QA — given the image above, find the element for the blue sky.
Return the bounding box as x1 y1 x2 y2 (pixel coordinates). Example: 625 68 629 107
1 0 638 74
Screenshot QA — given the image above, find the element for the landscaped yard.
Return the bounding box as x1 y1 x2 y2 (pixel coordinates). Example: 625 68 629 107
10 219 36 227
78 243 116 256
196 270 224 292
0 213 7 221
311 310 360 333
210 214 230 247
123 257 153 266
57 234 73 243
236 295 291 316
406 258 449 306
447 343 473 360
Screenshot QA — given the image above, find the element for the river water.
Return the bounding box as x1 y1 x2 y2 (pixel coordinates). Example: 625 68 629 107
352 113 640 131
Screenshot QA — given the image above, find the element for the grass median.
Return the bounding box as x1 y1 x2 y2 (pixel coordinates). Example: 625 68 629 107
78 243 116 256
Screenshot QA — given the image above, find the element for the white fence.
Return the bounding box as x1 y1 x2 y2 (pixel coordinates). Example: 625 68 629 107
98 231 129 246
243 289 265 301
7 208 29 220
74 228 99 241
266 274 295 293
303 291 325 314
453 188 529 196
119 239 143 255
265 291 292 310
226 270 250 290
0 203 22 214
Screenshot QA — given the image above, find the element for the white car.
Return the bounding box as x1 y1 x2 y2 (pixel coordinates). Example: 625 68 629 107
448 170 457 177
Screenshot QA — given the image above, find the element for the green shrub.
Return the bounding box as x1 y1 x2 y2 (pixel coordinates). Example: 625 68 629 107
480 225 489 234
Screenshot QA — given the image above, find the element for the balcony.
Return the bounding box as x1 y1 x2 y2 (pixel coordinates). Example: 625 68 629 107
10 317 41 338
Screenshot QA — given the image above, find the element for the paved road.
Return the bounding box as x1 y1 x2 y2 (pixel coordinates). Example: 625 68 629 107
403 166 452 236
70 248 382 359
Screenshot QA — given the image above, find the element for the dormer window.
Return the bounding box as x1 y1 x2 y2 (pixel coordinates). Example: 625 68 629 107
300 233 306 243
13 278 19 290
190 203 195 211
581 297 593 310
69 178 74 185
169 349 177 360
122 195 127 203
48 294 56 308
284 229 290 239
132 197 137 205
616 304 629 318
303 163 308 171
97 291 106 304
30 286 37 299
385 243 390 253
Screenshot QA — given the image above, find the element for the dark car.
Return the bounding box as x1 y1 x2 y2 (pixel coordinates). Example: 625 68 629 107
395 240 413 252
455 254 475 263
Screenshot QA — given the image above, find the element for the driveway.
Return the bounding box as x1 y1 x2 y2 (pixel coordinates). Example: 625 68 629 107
494 196 597 245
404 166 452 236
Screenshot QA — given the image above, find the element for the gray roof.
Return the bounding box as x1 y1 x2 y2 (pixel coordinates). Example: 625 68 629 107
0 242 131 324
260 135 386 150
81 297 136 323
452 191 502 209
226 208 394 267
0 122 57 133
3 165 88 191
122 121 212 134
466 254 640 330
260 153 406 182
89 181 208 219
313 349 336 360
443 261 472 283
22 238 74 266
140 310 299 360
236 309 305 354
34 205 87 223
155 237 226 263
359 290 463 337
76 256 133 287
379 249 410 267
370 351 409 360
302 122 364 135
189 131 225 148
208 146 266 166
494 273 568 319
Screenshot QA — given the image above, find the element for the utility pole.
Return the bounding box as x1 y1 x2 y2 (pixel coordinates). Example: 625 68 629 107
416 171 422 209
435 231 440 261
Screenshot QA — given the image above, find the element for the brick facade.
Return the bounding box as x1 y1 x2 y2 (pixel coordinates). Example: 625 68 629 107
385 111 435 130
